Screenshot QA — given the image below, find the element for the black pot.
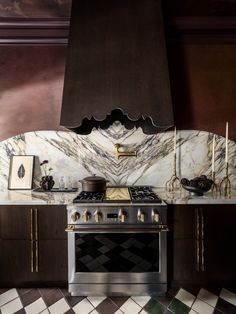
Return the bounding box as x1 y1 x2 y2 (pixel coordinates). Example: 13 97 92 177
79 175 108 192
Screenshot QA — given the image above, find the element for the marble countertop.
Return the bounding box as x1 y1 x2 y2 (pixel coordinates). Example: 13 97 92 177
0 187 235 205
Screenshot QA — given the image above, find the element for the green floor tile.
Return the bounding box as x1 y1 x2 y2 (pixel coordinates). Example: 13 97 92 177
168 298 190 314
144 298 166 314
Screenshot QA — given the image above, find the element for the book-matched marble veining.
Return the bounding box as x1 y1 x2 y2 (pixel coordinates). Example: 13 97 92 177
0 122 235 190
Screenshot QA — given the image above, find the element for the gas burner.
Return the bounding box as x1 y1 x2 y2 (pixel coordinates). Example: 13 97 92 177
73 191 104 203
129 186 161 203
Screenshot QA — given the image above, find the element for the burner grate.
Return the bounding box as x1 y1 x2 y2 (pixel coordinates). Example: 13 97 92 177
129 186 161 203
73 191 104 203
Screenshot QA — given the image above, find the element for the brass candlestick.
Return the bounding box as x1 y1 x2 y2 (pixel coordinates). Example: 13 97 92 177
165 152 180 193
211 171 218 196
220 162 231 197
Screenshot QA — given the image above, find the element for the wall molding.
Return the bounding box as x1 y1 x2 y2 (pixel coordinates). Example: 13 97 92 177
0 16 236 45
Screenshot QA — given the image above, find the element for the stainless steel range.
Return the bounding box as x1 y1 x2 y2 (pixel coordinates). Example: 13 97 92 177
66 186 168 296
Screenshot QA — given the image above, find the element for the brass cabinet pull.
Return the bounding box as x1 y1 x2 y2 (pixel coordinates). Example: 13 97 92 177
35 208 39 273
195 208 200 272
200 208 205 272
30 208 34 273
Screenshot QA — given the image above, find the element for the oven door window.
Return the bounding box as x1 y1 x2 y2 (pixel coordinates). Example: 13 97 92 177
75 233 159 272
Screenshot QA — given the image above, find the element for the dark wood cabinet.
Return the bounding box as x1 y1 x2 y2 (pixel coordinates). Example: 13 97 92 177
171 204 236 286
0 205 67 287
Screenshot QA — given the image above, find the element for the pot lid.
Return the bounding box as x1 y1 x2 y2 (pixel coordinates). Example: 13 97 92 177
82 175 107 182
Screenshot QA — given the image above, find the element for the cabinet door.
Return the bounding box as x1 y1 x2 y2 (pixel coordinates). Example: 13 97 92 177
0 240 36 286
35 239 67 283
0 206 31 239
0 205 68 286
36 205 67 240
203 205 236 283
172 205 205 284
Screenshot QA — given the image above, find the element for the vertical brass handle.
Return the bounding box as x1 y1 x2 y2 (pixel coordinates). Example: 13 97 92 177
200 208 205 272
195 208 200 272
30 208 34 273
35 208 39 273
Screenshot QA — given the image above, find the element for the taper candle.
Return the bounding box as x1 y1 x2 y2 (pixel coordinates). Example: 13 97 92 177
212 134 215 173
174 127 176 154
225 122 228 163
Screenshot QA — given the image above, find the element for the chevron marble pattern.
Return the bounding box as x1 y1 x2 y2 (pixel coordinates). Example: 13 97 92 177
0 122 235 190
1 287 236 314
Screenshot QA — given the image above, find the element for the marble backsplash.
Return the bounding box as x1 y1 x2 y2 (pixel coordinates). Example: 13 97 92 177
0 122 235 190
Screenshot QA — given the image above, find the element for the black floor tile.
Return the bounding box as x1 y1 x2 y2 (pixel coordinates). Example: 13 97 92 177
216 298 236 314
39 288 64 307
16 289 33 297
109 296 129 308
65 309 75 314
96 298 119 314
20 289 41 307
15 309 26 314
60 288 85 308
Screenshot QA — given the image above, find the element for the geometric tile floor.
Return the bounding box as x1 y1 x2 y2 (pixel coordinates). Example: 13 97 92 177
1 287 236 314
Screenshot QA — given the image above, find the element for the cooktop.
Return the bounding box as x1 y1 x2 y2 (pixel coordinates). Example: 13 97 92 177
73 186 162 204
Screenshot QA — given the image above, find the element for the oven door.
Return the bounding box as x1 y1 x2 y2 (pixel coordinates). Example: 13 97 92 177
66 225 167 295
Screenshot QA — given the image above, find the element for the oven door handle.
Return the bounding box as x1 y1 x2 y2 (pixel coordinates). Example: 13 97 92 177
65 224 169 233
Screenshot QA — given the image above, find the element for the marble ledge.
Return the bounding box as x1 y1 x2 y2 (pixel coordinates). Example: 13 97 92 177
0 188 235 205
154 188 236 205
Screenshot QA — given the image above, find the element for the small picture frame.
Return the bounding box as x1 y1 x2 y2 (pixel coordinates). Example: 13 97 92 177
8 155 35 190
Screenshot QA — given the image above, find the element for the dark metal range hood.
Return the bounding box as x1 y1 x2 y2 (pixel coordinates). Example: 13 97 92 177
60 0 173 134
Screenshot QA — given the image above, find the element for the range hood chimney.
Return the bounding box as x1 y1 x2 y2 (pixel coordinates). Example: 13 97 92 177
60 0 173 134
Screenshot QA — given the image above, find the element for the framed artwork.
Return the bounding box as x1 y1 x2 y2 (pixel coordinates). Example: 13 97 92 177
8 155 35 190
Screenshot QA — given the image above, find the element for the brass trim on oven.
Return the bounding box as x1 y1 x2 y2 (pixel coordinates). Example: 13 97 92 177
65 224 169 233
35 208 39 273
30 208 34 273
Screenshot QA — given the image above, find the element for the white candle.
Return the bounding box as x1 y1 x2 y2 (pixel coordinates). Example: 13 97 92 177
174 127 176 154
212 134 215 173
225 122 228 163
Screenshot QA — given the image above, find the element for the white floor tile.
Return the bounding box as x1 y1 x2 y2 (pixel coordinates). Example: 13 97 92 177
73 298 94 314
192 298 214 314
120 298 142 314
197 288 218 307
131 296 151 307
25 297 47 314
189 310 197 314
175 288 195 308
220 288 236 306
87 296 106 307
48 298 70 314
40 310 50 314
0 289 18 307
1 297 23 314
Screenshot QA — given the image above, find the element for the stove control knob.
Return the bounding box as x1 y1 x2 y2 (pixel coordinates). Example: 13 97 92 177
71 211 80 222
137 209 145 222
94 210 102 223
82 210 91 222
118 209 127 223
152 209 160 223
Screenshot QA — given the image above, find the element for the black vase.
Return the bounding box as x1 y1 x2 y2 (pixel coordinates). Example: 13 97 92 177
40 176 55 191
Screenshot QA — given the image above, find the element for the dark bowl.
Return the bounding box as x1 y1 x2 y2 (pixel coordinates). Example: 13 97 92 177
181 184 212 196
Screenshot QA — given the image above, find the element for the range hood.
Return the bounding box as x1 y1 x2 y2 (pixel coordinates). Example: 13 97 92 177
60 0 173 134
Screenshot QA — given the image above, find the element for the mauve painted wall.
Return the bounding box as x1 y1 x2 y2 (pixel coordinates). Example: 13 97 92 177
0 46 67 141
0 43 236 142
